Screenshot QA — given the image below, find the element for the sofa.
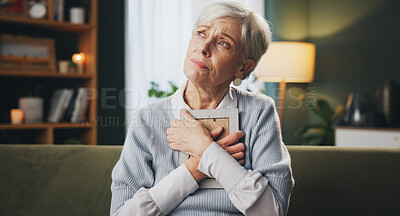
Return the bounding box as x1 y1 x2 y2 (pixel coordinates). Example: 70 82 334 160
1 145 399 216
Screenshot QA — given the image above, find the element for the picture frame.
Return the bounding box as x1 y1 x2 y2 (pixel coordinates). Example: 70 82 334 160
0 34 56 72
179 108 239 189
0 0 28 17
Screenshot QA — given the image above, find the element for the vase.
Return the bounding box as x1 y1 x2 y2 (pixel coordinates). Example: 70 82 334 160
376 80 400 128
70 7 85 24
343 92 375 127
18 97 43 123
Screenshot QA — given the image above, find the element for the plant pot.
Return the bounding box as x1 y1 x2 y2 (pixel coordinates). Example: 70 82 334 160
18 97 43 123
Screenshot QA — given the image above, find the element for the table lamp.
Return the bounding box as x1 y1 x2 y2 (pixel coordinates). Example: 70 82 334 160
255 41 316 129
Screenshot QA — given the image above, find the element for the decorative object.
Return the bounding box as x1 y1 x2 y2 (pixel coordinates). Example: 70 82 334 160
148 81 178 98
72 52 85 73
18 85 44 123
297 98 345 145
58 60 70 74
343 92 375 127
68 61 77 73
376 79 399 128
19 97 43 123
68 0 85 24
0 34 56 72
10 109 24 124
233 77 242 86
255 41 316 129
0 0 28 17
69 7 84 24
27 0 47 19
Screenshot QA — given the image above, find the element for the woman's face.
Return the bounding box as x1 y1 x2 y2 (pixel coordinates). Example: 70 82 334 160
183 20 252 90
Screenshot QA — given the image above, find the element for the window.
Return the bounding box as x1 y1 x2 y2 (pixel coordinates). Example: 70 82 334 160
125 0 265 124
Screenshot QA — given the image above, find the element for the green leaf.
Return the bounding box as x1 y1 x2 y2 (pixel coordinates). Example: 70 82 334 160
296 124 325 136
312 99 334 124
148 81 179 98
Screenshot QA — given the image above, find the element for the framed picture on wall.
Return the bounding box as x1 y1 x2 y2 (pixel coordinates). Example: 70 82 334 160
0 0 28 17
0 34 56 72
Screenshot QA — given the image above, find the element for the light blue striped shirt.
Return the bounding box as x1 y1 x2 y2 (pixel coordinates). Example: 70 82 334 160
111 86 294 215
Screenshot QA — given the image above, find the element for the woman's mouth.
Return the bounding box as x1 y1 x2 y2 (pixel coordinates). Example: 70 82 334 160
191 59 209 70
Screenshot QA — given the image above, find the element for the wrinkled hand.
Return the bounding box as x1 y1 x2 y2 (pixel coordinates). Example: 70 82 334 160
167 110 246 163
167 110 246 183
184 156 208 182
167 110 214 158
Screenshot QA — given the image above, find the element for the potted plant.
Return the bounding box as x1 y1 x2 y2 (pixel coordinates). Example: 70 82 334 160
18 86 43 123
297 98 346 145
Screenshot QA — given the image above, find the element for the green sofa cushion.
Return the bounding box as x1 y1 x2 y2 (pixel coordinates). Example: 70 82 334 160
0 145 121 216
1 145 399 215
288 146 400 216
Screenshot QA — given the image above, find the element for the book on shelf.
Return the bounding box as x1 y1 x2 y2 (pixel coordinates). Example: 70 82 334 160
60 90 77 122
53 0 65 22
47 88 90 123
71 88 90 123
47 88 74 123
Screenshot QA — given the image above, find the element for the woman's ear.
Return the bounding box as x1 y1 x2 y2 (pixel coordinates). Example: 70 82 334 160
238 59 256 78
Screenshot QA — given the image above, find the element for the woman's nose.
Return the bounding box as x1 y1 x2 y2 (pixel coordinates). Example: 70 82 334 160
202 50 210 57
200 40 212 58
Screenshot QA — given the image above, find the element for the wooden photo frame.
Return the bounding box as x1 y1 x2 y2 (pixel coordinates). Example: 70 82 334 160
0 0 28 17
0 34 56 72
179 108 239 189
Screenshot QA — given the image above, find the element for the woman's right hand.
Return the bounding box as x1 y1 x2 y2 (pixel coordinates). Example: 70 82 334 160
210 127 245 165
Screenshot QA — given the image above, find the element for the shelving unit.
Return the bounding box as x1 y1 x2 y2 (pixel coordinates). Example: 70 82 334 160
0 0 97 145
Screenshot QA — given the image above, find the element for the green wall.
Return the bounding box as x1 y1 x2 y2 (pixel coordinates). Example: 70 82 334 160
96 0 400 145
97 0 125 145
265 0 400 144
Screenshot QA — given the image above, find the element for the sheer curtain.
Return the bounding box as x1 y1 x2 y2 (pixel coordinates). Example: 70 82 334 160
125 0 265 123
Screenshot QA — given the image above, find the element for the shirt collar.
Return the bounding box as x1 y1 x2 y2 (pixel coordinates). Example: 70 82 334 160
171 81 237 120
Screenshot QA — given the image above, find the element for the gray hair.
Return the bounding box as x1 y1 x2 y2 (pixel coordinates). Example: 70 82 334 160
194 1 272 76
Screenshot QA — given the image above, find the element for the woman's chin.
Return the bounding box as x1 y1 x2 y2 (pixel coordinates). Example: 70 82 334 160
185 68 206 80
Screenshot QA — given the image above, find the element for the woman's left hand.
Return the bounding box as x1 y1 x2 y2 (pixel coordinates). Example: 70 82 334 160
167 110 213 158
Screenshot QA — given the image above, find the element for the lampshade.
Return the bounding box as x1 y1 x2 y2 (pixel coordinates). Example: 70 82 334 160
255 42 316 83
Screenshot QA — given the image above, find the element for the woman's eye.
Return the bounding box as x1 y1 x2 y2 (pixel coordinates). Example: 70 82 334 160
219 41 230 48
197 31 205 37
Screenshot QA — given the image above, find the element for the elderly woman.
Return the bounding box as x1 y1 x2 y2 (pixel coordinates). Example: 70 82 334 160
111 2 293 215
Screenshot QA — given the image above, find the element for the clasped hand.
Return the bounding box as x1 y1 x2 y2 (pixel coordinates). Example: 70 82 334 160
167 110 245 163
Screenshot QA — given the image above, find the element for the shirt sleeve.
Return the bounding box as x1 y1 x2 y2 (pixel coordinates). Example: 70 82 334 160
111 187 161 216
198 142 283 216
110 113 199 216
112 164 199 216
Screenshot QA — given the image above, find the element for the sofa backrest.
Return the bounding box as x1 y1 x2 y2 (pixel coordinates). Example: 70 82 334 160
1 145 399 216
0 145 121 216
287 146 400 216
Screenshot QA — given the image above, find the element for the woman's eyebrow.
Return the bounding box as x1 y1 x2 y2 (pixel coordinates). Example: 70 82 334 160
220 33 236 45
196 25 210 29
196 25 237 45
